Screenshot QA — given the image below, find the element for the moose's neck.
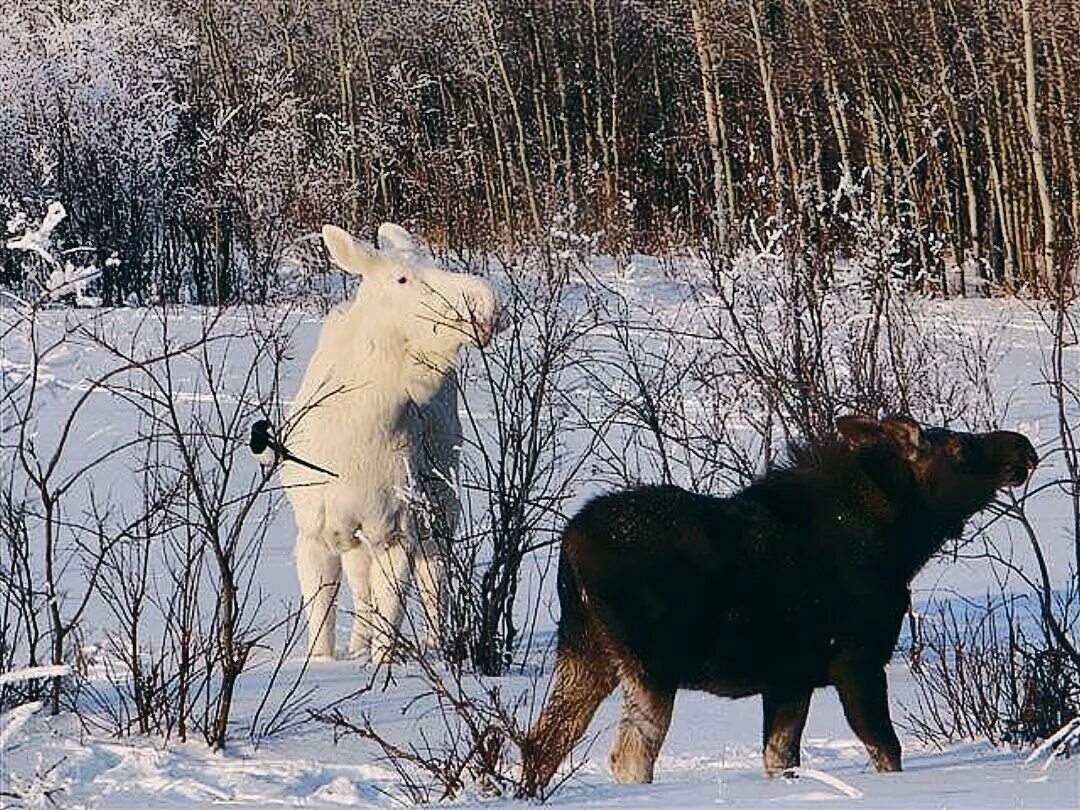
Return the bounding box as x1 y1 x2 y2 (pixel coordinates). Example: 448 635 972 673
401 344 459 406
896 475 1005 583
853 449 952 583
893 516 952 584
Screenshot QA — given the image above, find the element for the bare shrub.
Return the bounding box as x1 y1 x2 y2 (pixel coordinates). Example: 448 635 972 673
0 488 46 712
903 284 1080 754
705 234 977 451
310 592 547 805
1 306 159 716
0 302 304 750
80 305 298 749
444 255 599 675
903 590 1080 749
313 659 531 804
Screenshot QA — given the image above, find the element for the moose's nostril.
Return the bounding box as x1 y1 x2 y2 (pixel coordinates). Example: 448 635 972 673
467 314 493 346
1025 447 1039 469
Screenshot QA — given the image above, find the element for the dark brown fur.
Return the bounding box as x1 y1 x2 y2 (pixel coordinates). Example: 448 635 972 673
520 416 1038 793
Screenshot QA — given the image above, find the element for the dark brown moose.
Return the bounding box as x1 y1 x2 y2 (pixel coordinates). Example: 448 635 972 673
521 415 1038 793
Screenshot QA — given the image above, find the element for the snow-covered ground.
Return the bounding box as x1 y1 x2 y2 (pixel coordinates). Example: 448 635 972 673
5 656 1078 809
2 258 1078 808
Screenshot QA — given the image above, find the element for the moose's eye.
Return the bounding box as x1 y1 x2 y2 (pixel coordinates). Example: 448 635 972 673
397 276 408 285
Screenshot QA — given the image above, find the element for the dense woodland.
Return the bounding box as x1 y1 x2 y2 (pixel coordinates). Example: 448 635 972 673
1 0 1078 303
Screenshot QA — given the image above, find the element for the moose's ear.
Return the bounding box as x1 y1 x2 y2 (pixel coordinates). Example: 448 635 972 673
377 222 421 256
836 415 885 448
880 415 922 460
322 225 378 276
880 415 920 445
839 414 922 461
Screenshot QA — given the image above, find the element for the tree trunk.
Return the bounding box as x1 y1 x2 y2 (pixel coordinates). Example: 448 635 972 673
806 0 852 191
748 0 785 204
480 0 543 238
689 0 729 250
1021 0 1055 288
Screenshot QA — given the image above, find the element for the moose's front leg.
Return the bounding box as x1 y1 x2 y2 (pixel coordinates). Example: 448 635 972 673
834 665 902 772
762 686 813 776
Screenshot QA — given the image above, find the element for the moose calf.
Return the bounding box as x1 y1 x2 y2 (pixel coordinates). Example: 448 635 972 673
521 415 1037 792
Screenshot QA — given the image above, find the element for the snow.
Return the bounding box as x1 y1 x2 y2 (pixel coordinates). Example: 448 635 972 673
1 702 44 750
4 201 66 269
1 258 1078 808
0 666 70 688
4 200 108 306
3 661 1076 808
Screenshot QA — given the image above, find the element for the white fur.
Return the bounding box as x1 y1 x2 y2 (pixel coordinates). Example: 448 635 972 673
283 223 497 663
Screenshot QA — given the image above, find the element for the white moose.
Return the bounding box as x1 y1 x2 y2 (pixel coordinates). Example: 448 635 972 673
282 223 498 664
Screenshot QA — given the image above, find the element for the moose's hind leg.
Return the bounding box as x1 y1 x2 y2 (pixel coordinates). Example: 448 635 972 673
413 550 445 653
341 545 373 660
520 636 618 796
368 538 413 666
297 536 342 660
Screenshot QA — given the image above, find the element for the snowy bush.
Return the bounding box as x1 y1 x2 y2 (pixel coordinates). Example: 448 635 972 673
4 200 112 307
0 0 189 302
